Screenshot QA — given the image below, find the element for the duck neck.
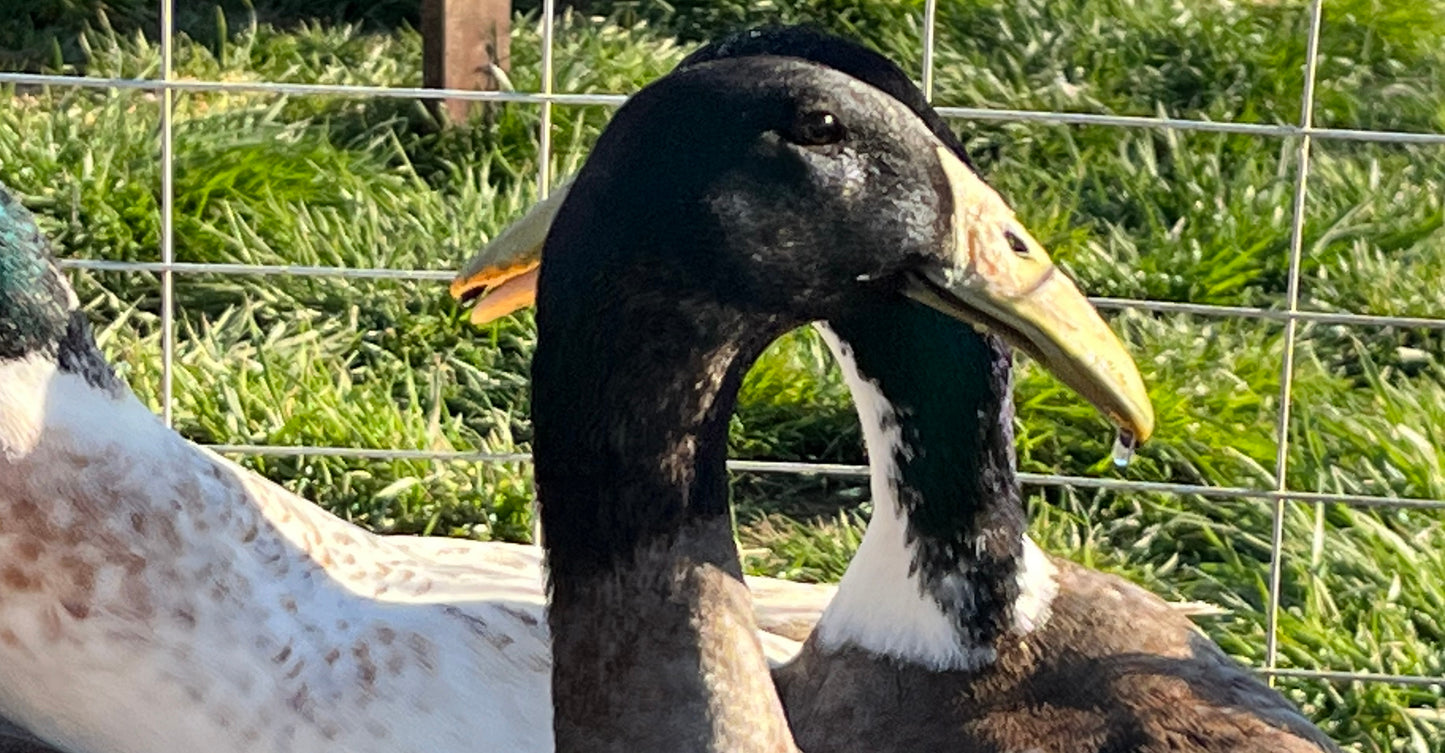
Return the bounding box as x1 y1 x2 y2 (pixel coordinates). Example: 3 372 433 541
533 300 796 753
813 303 1055 672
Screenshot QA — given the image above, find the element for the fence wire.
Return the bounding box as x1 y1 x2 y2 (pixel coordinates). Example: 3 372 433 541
3 0 1444 695
1264 0 1326 682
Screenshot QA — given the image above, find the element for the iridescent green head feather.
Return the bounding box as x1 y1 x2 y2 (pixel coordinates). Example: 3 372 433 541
0 187 72 362
0 185 118 390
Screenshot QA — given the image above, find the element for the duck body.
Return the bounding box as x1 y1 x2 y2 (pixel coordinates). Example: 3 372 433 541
774 302 1340 753
0 187 832 753
0 351 553 753
780 562 1339 752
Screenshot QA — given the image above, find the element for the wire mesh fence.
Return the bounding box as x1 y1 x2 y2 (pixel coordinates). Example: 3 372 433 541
2 0 1443 699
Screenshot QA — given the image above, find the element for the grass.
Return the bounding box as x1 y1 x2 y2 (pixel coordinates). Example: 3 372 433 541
3 0 1445 748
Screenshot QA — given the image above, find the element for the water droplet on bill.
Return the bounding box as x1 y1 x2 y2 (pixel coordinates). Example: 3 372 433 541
1111 430 1136 469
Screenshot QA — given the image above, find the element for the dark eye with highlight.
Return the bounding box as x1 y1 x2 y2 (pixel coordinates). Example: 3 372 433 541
787 110 846 148
1005 230 1030 257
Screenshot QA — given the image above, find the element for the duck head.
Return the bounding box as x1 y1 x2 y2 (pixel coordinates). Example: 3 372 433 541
453 32 1152 445
0 187 117 394
534 55 1020 333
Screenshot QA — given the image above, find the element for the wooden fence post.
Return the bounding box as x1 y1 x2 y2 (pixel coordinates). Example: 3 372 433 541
422 0 512 123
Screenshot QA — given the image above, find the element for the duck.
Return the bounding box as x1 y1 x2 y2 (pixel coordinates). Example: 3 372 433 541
453 26 1342 753
0 182 828 753
514 44 1169 751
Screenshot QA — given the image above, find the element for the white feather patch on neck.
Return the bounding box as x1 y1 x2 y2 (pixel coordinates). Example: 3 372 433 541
810 324 1057 672
1014 536 1059 635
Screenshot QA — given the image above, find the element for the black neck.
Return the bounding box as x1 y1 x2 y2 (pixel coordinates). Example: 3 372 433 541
534 301 776 580
533 287 794 751
830 300 1026 649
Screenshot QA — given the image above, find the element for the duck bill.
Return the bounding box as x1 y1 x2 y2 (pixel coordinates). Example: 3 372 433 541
904 146 1155 443
448 186 571 324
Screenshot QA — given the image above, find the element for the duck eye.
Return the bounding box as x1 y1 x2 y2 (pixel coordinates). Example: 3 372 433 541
1005 230 1030 257
787 110 846 148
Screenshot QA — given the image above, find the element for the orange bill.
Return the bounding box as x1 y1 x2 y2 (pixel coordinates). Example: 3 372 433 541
450 185 570 325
